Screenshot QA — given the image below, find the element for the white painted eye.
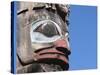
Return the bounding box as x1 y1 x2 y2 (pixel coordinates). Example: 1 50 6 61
31 32 61 43
35 22 59 37
30 20 62 43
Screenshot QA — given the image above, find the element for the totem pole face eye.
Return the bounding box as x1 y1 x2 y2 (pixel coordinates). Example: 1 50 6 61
34 22 59 37
30 20 63 43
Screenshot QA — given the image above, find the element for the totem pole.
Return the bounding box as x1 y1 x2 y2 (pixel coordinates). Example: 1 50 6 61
16 2 70 73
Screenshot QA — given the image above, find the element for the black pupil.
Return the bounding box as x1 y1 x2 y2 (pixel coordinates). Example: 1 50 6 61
34 22 59 37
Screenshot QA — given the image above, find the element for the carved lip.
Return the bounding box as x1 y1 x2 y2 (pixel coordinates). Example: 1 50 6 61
34 47 69 65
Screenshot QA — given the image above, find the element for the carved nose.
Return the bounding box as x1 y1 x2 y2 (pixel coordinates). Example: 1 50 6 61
54 39 71 55
54 39 68 48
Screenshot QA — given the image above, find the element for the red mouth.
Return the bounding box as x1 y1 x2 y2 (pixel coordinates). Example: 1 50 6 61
34 39 70 70
34 46 70 70
35 47 67 62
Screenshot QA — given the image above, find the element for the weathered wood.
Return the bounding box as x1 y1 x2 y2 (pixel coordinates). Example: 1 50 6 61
16 2 70 73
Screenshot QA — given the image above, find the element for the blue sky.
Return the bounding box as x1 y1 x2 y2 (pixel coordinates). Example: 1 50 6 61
69 5 97 70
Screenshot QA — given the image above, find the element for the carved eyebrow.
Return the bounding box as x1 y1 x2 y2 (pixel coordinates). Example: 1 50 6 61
17 9 28 15
17 6 45 15
32 6 45 10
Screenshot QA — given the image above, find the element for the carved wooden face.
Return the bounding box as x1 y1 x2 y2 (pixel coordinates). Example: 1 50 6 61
17 2 70 50
16 2 70 73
